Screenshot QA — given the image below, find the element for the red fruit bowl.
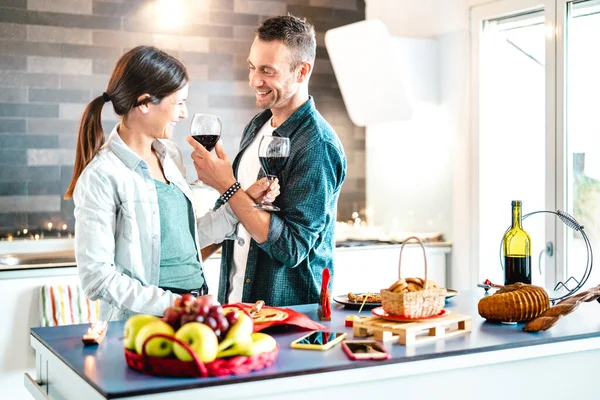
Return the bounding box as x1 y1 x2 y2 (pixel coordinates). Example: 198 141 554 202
125 333 278 378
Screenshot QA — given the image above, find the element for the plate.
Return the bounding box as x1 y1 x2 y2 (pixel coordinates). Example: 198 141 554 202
334 289 459 309
445 289 459 300
333 293 381 309
223 306 289 324
372 307 449 322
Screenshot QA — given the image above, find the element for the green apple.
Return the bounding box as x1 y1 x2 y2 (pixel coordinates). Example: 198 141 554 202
123 314 159 350
173 322 218 363
135 320 175 357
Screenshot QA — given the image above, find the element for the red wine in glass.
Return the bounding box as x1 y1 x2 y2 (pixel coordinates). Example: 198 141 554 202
189 113 221 187
259 156 287 176
192 134 219 151
255 135 290 212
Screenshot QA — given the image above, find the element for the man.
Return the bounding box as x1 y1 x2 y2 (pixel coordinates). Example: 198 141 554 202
189 14 346 306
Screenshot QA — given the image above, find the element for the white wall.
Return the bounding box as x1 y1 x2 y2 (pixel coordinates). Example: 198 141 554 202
366 0 469 37
364 0 472 289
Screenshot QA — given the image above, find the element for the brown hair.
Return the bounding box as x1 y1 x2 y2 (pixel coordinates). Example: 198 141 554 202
256 14 316 70
64 46 188 199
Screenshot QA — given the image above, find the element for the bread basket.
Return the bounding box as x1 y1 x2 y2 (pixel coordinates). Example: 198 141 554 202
380 236 447 318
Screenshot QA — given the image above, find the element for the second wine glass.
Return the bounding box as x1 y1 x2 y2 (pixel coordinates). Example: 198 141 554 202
255 135 290 212
189 113 221 187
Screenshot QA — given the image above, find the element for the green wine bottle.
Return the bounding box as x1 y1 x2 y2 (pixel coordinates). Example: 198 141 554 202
503 200 532 285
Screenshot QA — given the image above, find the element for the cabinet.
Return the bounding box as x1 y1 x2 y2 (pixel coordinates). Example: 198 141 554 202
201 244 452 299
332 244 450 296
0 267 80 399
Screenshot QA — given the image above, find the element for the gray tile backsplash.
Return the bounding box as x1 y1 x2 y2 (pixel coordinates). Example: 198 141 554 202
0 87 27 102
26 25 93 44
28 88 92 103
0 0 366 232
0 0 27 10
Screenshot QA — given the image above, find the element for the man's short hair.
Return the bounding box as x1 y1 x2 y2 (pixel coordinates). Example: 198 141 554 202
256 14 316 70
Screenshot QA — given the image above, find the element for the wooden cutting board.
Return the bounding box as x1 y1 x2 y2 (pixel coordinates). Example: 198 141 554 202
353 313 472 346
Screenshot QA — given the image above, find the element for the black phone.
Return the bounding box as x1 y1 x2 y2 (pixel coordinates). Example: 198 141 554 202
341 340 390 360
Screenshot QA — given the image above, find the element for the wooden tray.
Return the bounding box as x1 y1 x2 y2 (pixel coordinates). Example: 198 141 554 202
353 313 472 346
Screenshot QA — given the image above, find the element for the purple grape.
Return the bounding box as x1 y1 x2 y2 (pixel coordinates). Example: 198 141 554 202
195 295 214 309
197 304 210 317
216 317 229 333
226 311 238 326
205 316 217 330
180 312 197 326
194 314 205 324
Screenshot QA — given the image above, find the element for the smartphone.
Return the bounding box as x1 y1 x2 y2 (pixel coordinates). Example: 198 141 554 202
341 340 390 361
290 331 347 351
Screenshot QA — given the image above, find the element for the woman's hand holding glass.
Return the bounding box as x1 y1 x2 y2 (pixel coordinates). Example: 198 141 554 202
187 137 235 194
189 113 222 187
187 137 280 206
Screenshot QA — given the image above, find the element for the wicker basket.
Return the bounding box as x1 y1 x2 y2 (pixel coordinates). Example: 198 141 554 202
381 236 447 318
125 333 278 378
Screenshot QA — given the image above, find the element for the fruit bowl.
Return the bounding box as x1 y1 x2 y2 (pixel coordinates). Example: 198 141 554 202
125 333 278 378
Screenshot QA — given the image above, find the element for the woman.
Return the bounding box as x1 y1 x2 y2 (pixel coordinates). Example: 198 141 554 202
65 46 278 321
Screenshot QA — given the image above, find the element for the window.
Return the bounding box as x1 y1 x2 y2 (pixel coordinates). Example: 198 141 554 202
472 0 598 291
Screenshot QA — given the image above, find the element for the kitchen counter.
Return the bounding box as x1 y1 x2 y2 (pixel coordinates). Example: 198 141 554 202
26 290 600 399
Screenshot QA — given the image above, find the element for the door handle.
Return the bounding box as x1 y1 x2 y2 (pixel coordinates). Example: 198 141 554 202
24 372 50 400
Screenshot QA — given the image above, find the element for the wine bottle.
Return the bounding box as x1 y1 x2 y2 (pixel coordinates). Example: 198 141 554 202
503 200 532 285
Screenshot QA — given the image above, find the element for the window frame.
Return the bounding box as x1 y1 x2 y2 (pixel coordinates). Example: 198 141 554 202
470 0 562 288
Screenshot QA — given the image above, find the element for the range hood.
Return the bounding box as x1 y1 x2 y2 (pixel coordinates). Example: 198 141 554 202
325 19 439 127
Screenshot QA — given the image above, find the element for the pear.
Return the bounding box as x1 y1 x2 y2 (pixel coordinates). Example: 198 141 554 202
217 332 277 358
217 311 253 352
247 332 277 355
216 335 253 358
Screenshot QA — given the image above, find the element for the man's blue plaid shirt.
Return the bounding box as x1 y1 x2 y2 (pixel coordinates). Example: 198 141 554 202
217 97 347 306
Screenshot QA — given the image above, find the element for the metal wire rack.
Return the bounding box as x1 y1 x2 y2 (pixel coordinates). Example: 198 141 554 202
498 210 593 304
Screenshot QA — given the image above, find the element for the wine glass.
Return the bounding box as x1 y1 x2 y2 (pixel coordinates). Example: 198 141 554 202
255 135 290 212
189 113 221 187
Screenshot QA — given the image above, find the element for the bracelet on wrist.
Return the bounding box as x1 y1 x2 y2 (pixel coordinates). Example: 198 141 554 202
220 181 241 203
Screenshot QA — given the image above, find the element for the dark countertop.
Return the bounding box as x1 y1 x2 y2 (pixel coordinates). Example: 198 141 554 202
31 290 600 399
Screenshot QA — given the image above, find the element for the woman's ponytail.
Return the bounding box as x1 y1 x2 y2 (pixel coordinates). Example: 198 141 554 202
64 95 106 199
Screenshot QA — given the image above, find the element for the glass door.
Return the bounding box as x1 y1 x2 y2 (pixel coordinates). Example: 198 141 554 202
562 0 600 289
472 1 552 287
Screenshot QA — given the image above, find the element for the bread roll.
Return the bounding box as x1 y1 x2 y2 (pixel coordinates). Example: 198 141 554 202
478 283 550 323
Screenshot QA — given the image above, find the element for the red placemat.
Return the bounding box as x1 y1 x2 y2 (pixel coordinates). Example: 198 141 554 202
224 303 326 332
